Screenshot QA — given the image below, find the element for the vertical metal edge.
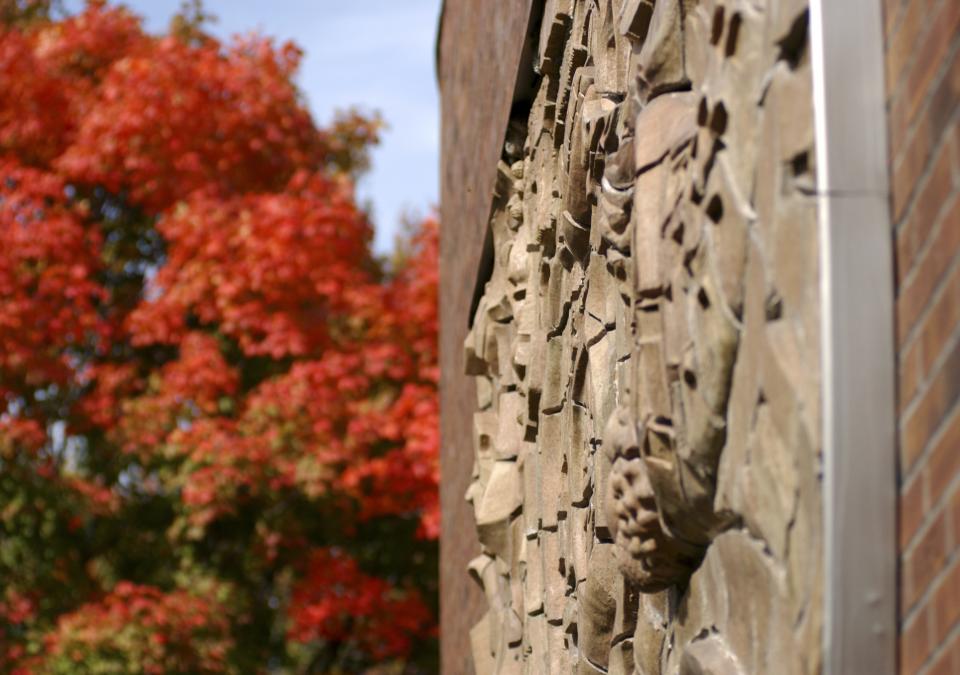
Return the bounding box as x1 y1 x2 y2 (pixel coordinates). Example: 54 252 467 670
808 3 835 667
810 1 898 673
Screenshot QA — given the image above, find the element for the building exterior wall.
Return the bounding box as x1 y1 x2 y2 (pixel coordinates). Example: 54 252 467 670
457 1 824 672
885 0 960 672
437 3 535 672
438 0 941 672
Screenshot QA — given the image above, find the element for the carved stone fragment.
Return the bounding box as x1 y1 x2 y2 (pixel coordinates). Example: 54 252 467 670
463 0 822 671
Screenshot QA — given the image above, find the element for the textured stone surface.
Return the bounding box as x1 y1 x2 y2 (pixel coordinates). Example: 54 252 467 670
462 0 822 671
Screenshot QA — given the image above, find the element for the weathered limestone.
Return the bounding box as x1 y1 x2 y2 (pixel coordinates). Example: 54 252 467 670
464 0 821 672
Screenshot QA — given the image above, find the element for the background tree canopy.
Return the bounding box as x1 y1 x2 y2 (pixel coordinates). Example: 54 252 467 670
0 1 439 671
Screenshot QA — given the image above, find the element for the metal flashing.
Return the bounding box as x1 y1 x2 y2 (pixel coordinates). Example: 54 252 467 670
810 1 898 672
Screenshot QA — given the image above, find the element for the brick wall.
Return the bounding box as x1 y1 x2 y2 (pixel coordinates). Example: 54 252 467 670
884 0 960 672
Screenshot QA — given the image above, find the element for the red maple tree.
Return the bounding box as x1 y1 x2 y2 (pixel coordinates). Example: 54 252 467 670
0 1 438 671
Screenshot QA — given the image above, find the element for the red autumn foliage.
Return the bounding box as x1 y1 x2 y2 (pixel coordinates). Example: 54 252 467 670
0 159 105 394
0 1 438 671
288 549 434 660
0 30 72 164
33 2 146 85
126 172 373 357
56 34 322 212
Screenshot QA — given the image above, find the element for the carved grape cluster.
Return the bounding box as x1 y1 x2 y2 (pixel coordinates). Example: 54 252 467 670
603 408 704 592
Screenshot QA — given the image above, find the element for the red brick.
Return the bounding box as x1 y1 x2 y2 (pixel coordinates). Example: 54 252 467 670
901 0 960 128
953 122 960 170
911 132 958 232
902 336 960 470
920 261 960 374
889 7 960 186
893 42 960 194
891 2 960 668
891 220 917 286
893 116 934 228
901 607 933 673
954 488 960 557
929 407 960 506
900 338 925 415
886 0 932 95
927 626 960 675
926 45 960 148
896 144 957 339
903 550 916 618
885 0 906 41
902 472 927 549
933 557 960 646
907 512 949 609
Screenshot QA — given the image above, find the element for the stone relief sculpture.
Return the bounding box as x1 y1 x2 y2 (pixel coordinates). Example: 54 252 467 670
464 0 821 673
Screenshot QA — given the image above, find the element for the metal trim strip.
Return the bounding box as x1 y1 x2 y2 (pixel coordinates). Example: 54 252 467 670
810 1 898 672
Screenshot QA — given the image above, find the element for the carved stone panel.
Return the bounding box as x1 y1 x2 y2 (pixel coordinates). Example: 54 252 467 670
463 1 821 673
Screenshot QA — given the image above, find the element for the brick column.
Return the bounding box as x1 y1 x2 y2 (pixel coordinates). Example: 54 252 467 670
884 0 960 671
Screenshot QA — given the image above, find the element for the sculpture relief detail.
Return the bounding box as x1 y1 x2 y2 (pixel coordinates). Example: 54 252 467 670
464 1 821 673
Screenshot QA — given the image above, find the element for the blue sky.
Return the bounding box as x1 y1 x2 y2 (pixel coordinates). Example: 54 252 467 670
64 0 442 253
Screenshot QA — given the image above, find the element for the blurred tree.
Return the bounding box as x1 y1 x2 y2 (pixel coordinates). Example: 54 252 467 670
0 0 59 26
0 1 438 672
